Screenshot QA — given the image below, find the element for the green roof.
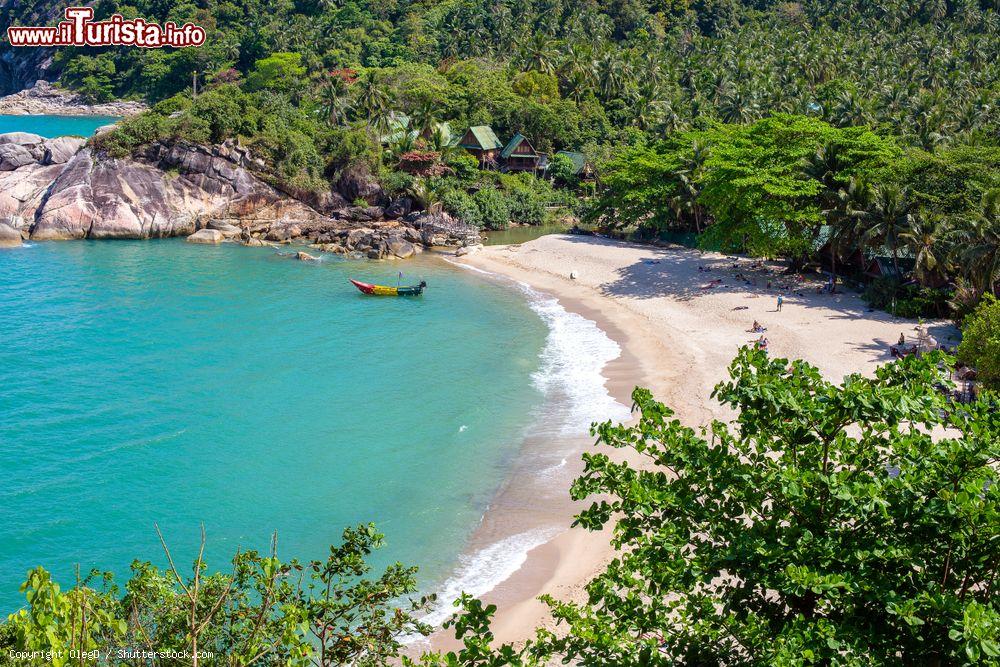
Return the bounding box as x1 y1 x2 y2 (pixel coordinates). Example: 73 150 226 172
500 132 537 159
460 125 502 150
554 150 587 174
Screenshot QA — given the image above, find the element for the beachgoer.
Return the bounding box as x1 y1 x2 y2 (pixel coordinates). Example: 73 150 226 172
898 333 906 346
777 295 784 311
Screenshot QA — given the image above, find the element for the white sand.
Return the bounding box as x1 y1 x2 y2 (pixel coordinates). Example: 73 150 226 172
433 234 958 648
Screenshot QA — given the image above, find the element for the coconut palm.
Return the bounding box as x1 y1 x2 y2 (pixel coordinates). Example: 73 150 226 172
900 211 948 287
862 184 916 280
354 75 390 128
410 100 438 139
319 75 351 127
959 190 1000 296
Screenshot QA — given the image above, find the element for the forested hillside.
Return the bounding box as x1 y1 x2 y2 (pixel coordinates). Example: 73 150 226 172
3 0 1000 313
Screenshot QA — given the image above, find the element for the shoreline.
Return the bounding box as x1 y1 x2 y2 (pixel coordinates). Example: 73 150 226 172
430 233 959 647
414 257 638 647
0 81 146 117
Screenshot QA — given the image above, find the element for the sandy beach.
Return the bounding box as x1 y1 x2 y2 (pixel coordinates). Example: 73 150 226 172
434 233 959 648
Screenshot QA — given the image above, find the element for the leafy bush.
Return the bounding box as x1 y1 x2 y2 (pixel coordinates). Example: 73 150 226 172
89 113 170 158
380 169 414 198
863 277 950 318
3 525 431 666
441 189 481 227
958 293 1000 389
472 186 510 230
444 151 480 183
547 153 578 186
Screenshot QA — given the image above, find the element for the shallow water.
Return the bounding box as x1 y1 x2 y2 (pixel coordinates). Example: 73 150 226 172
0 241 551 612
0 114 120 137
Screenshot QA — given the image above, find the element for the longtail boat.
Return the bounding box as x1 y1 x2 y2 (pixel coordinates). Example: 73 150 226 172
350 279 426 296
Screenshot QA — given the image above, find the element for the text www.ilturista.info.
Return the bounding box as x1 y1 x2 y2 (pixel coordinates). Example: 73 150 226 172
7 7 205 48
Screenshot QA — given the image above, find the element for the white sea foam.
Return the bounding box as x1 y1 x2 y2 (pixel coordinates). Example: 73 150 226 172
418 526 562 629
417 260 631 622
450 259 631 436
522 287 632 435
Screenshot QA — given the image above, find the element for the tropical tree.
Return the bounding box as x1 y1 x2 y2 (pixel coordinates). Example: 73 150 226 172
900 210 948 287
861 184 916 280
6 525 432 667
430 349 1000 666
318 74 351 127
959 190 1000 297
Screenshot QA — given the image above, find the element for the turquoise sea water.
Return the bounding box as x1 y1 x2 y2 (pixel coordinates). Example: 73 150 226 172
0 240 551 613
0 114 119 137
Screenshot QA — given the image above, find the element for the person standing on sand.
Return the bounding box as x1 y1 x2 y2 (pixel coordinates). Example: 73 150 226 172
777 295 784 311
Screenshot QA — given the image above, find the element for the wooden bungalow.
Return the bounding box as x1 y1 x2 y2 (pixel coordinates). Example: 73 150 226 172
501 133 542 173
457 126 503 167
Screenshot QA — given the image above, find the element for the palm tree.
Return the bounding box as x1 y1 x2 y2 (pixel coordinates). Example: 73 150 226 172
519 34 558 75
862 184 916 280
319 75 351 127
823 177 871 285
899 211 947 287
410 100 437 140
354 74 390 129
959 190 1000 296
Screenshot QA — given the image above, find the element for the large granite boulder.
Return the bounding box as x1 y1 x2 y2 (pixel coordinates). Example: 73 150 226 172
336 164 387 206
0 143 35 170
0 222 22 247
0 132 45 146
387 237 416 259
186 228 224 244
43 136 86 165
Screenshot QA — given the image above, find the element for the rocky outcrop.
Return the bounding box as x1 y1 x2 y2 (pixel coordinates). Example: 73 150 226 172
0 222 22 248
0 52 55 98
336 164 387 206
0 80 146 116
0 132 482 259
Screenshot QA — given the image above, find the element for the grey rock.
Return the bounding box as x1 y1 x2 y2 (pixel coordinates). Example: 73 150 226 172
387 237 416 259
0 223 22 247
207 220 241 237
0 143 36 170
0 132 45 146
186 228 224 244
337 164 387 206
384 197 412 219
42 136 86 165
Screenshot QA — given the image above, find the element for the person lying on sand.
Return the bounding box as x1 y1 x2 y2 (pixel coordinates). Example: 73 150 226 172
750 321 766 333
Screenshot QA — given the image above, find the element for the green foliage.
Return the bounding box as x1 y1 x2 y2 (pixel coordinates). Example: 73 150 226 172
5 525 430 666
441 188 482 227
60 54 116 103
958 294 1000 389
432 349 1000 666
244 52 307 99
863 278 951 319
697 115 898 257
472 187 510 230
546 153 578 187
445 152 480 183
